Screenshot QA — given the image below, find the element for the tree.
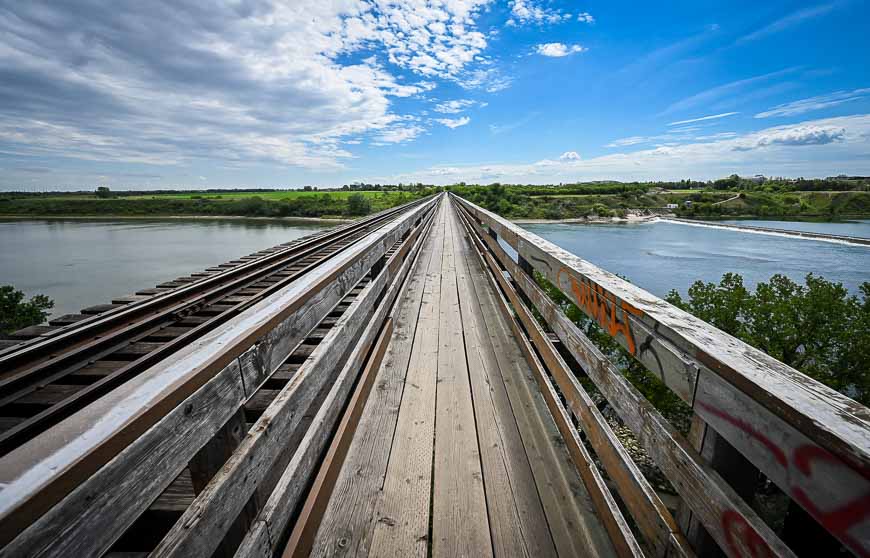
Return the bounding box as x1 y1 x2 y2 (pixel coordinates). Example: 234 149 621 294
346 193 372 216
0 285 53 335
96 186 112 198
667 273 870 405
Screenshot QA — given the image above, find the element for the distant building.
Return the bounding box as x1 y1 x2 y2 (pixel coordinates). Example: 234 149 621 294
750 174 766 184
683 200 693 207
666 203 679 209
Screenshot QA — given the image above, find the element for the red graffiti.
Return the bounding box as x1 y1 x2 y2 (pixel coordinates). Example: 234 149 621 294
698 401 787 468
699 402 870 558
790 445 870 558
722 511 776 558
558 269 643 355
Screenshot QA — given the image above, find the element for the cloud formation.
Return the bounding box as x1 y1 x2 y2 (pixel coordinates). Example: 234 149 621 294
507 0 571 25
535 43 588 57
0 1 498 170
391 115 870 183
436 116 471 128
755 88 870 118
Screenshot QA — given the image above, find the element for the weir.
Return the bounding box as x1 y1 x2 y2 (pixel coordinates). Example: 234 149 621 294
0 193 867 558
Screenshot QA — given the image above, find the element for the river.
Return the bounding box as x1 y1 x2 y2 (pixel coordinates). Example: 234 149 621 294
1 217 868 320
0 218 329 318
523 219 870 298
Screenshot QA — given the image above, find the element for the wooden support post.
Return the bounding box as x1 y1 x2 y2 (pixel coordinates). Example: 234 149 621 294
188 407 259 558
678 416 759 557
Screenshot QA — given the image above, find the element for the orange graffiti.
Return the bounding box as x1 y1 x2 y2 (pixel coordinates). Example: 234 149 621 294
559 268 642 355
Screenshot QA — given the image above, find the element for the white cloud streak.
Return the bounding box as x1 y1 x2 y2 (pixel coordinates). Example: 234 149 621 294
668 112 739 126
755 88 870 118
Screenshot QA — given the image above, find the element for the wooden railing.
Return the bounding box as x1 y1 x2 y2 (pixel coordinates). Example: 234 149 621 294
0 195 439 558
452 193 870 558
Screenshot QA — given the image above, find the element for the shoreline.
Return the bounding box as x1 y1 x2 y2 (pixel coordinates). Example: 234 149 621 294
0 214 353 225
513 214 662 225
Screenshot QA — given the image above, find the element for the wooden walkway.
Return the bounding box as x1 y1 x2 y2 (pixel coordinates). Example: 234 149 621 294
305 200 616 557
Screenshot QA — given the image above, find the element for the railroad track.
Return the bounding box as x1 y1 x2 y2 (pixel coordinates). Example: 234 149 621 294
0 198 428 457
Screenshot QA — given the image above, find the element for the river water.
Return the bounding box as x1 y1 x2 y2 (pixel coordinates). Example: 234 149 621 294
0 218 328 318
523 219 870 298
1 218 868 320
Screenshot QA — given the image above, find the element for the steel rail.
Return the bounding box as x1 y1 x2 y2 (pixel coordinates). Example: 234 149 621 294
0 199 420 369
0 197 428 455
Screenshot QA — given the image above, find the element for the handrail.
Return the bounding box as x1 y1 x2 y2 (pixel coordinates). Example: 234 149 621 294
0 195 440 554
451 193 870 558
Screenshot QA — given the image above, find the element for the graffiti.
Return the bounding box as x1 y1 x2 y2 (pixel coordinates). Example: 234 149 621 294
722 511 776 558
699 401 870 558
557 268 643 355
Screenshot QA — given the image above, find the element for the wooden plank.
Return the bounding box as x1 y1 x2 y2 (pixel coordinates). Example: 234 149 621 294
368 201 446 557
0 197 438 552
150 470 194 513
454 205 625 558
281 318 394 557
430 210 492 558
451 209 557 557
453 194 870 558
460 208 794 558
309 208 441 557
151 203 439 558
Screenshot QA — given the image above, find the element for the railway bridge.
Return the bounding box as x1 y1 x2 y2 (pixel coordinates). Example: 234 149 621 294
0 193 867 558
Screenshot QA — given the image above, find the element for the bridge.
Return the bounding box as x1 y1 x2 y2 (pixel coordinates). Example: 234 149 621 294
0 193 867 557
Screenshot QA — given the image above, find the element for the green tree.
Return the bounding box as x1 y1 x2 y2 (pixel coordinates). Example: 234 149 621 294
668 274 870 405
0 286 53 335
346 193 372 216
95 186 112 198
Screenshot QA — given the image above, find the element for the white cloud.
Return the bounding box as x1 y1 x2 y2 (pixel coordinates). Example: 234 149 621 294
434 99 479 114
536 43 588 57
436 116 471 129
559 151 581 161
577 12 595 24
508 0 571 25
0 1 499 173
755 88 870 118
668 112 739 126
663 68 797 115
388 115 870 183
377 125 426 144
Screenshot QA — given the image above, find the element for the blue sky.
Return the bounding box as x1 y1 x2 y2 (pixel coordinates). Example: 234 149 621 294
1 0 869 190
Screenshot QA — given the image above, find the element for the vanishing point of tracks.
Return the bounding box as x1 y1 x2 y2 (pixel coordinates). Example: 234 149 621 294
0 200 424 457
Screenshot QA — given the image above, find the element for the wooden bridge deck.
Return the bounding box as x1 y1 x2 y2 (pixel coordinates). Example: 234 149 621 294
3 193 867 558
305 200 616 557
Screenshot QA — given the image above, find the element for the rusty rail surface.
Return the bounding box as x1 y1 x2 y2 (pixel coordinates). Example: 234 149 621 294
0 194 439 556
452 193 870 558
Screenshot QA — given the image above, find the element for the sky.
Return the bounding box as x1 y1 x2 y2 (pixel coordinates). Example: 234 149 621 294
1 0 869 190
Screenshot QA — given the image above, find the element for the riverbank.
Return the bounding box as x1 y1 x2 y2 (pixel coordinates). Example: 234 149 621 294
0 214 351 224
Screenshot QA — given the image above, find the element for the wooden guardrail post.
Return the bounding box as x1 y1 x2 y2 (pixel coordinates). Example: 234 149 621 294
678 418 760 557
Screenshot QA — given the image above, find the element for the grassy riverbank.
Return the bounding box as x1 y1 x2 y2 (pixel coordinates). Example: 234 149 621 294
3 177 869 221
0 189 432 219
449 181 870 221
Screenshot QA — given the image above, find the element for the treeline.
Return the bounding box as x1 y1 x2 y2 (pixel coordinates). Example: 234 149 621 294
0 191 431 218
